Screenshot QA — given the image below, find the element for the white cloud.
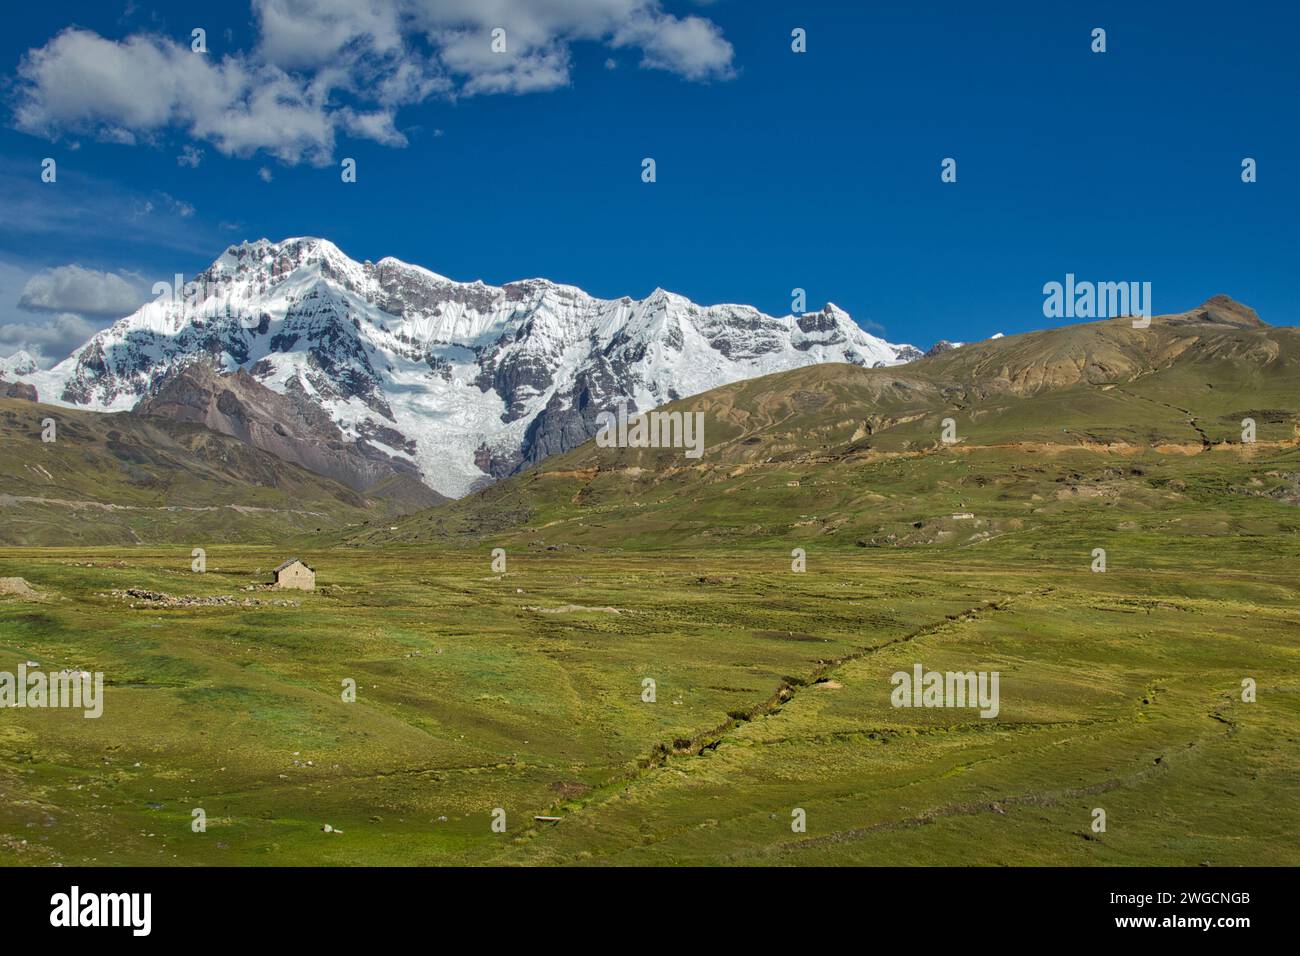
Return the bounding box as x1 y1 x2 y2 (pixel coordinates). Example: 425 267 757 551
163 193 197 218
341 108 408 147
399 0 734 92
0 311 100 366
438 36 572 96
0 259 153 367
14 28 352 165
254 0 406 70
177 144 204 167
17 264 147 318
12 1 735 166
612 11 735 81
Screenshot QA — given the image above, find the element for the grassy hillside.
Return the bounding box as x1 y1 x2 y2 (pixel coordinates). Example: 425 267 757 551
343 304 1300 551
0 397 394 546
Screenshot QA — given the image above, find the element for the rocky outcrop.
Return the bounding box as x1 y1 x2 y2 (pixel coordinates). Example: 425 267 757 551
1 380 38 401
134 362 444 512
1164 294 1267 328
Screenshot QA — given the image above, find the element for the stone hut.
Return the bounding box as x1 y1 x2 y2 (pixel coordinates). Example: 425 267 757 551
272 558 316 590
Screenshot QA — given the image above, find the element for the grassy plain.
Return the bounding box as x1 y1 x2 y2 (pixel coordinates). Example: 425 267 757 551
3 310 1298 865
2 449 1297 865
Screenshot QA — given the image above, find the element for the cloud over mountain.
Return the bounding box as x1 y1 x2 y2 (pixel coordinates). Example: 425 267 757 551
0 311 99 365
17 265 148 318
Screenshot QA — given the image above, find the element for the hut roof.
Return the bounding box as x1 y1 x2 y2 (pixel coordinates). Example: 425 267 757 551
273 558 314 574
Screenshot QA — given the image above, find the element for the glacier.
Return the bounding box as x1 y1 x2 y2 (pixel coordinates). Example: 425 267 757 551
26 238 919 498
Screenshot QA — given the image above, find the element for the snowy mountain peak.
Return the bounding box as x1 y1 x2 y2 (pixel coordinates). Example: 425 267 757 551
374 256 453 284
28 238 918 498
0 350 38 377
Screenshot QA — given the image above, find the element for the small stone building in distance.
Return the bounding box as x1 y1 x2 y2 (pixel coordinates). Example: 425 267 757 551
272 558 316 590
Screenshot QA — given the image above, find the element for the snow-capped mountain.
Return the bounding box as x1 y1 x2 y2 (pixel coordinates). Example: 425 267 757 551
0 350 38 377
28 238 919 498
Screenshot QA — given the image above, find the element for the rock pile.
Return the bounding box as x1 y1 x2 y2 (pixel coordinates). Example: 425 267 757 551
109 588 300 608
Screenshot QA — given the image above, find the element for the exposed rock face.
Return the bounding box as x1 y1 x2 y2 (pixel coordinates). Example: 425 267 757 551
27 238 918 497
1 380 38 402
1165 294 1266 328
924 340 958 358
134 362 445 512
890 344 926 363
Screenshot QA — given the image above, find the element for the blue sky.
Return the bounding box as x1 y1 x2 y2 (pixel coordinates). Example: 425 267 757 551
1 0 1296 364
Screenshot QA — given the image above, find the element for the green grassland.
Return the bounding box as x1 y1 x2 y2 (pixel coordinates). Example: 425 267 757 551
2 445 1296 865
2 307 1297 866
